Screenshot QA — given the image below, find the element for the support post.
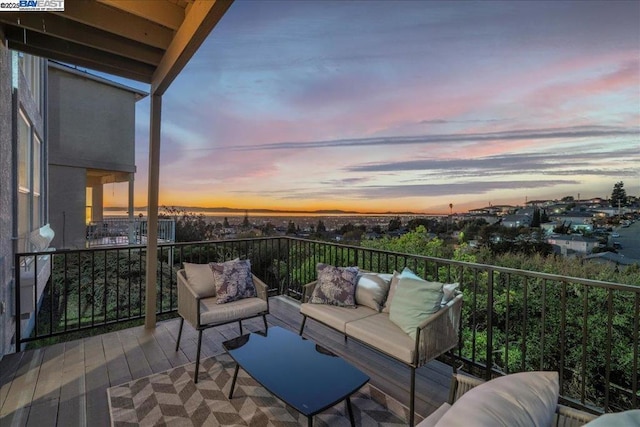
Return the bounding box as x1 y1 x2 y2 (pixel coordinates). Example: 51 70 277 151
145 93 161 329
128 173 135 243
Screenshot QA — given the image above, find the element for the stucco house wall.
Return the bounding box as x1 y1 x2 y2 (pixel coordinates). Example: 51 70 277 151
47 63 141 249
0 30 13 356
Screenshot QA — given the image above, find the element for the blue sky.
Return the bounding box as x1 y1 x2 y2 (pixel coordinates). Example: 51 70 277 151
108 0 640 213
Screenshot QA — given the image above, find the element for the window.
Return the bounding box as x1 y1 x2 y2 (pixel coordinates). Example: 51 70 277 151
17 109 44 248
86 187 93 224
17 53 42 112
17 111 31 242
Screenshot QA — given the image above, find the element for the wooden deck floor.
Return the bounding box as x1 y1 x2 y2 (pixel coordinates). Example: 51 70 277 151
0 296 452 426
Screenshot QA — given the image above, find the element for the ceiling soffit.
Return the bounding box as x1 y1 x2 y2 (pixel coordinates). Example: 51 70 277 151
0 0 233 93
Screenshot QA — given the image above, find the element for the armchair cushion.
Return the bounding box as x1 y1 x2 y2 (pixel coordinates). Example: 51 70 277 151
435 371 559 427
389 267 444 339
211 259 257 304
309 263 359 307
183 262 216 298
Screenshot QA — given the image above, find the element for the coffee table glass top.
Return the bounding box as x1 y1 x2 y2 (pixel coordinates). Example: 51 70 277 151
223 326 369 417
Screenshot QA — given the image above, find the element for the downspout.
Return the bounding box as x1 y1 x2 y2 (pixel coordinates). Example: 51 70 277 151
144 93 161 329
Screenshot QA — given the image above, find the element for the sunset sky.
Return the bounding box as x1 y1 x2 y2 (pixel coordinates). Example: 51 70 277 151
104 0 640 214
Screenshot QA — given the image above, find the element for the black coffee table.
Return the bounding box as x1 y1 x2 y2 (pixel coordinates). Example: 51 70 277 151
223 326 369 426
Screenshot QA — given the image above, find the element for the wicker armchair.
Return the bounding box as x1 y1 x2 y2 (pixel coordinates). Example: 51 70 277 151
175 269 269 382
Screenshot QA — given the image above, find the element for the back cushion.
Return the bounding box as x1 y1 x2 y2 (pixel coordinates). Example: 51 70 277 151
435 371 559 427
183 263 216 298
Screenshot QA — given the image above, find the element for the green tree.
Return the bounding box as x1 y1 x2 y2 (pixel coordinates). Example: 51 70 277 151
242 211 250 228
316 220 326 233
388 216 402 232
161 206 214 242
540 209 549 223
611 181 627 208
223 217 230 228
286 221 297 235
531 208 541 228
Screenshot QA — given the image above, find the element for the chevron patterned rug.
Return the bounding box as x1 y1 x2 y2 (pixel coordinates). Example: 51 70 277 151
107 353 416 426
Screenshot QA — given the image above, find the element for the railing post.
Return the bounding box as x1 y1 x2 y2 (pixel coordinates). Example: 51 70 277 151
14 253 21 353
486 268 494 379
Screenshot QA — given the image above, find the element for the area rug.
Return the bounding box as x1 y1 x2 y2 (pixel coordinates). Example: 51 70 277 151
107 353 417 426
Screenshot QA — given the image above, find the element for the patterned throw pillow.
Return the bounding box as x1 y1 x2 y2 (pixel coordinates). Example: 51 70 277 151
309 263 359 307
210 259 257 304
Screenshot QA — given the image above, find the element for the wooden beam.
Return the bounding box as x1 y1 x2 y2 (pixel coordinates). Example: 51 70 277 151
144 93 162 329
5 28 154 82
97 0 185 31
53 0 173 50
0 13 162 66
151 0 233 95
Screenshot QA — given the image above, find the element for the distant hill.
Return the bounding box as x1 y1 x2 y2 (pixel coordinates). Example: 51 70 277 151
103 206 425 215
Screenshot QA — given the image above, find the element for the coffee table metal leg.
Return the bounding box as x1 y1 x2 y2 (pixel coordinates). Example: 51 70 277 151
229 364 240 399
346 397 355 427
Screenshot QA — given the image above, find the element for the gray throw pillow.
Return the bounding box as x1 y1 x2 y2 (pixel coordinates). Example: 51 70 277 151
309 263 359 307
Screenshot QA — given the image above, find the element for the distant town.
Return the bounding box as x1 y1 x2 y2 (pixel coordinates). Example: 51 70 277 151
104 190 640 268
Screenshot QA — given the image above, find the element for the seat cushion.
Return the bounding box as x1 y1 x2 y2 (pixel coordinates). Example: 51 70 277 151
300 303 378 333
199 296 267 325
345 313 416 364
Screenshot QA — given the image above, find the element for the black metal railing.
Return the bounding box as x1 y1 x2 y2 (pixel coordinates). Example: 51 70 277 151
14 236 639 414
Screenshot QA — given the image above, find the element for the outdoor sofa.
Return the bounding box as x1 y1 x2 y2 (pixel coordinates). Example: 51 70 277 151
299 264 463 427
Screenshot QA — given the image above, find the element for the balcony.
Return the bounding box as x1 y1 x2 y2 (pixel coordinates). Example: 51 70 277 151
86 217 176 248
3 236 639 425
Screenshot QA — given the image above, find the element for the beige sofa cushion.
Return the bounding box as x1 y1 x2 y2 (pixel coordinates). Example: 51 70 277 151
200 296 267 325
355 273 392 311
381 271 400 313
345 312 416 364
301 303 377 333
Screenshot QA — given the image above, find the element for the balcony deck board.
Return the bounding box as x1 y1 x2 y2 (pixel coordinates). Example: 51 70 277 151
0 296 452 425
57 340 86 426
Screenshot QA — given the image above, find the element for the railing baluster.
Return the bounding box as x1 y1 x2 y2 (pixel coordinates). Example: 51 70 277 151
559 281 567 396
522 276 528 372
633 292 638 408
486 268 494 379
505 273 510 374
581 284 588 404
604 289 613 412
540 279 547 369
